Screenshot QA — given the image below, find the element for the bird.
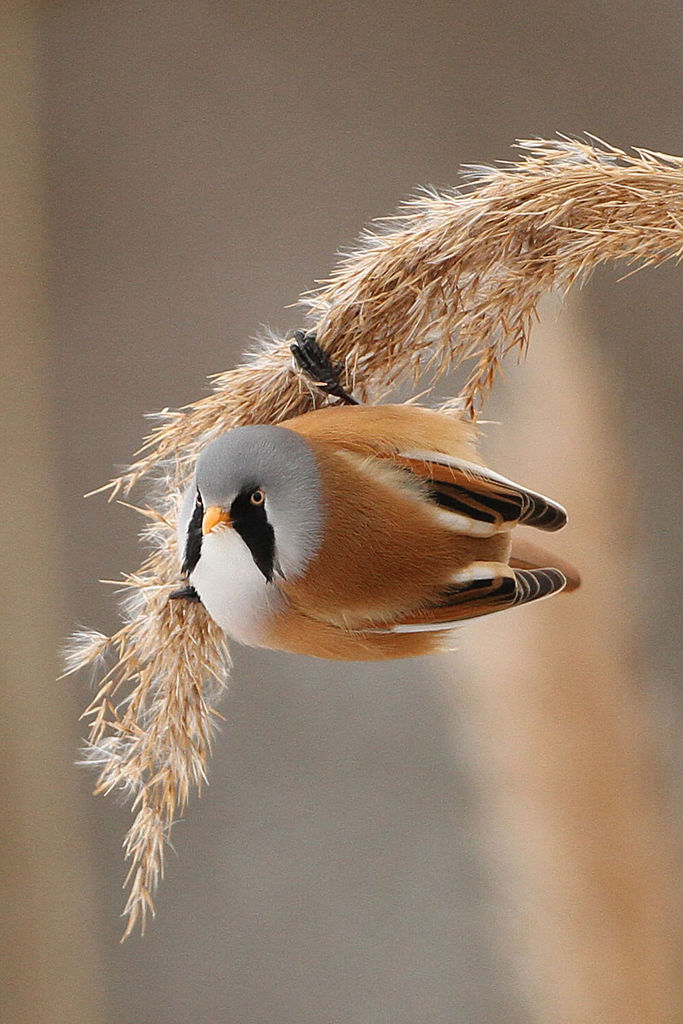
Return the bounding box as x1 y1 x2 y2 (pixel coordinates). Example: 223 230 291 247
172 338 579 661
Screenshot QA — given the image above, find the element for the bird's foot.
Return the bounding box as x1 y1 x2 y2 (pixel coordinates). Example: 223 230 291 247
290 331 359 405
169 584 202 603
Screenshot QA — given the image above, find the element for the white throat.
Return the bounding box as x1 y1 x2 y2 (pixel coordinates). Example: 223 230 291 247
190 527 283 647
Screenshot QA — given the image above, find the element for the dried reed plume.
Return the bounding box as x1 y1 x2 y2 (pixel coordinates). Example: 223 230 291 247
66 137 683 937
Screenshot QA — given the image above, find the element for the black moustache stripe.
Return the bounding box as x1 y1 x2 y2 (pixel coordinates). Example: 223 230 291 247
230 489 277 583
182 497 203 575
185 487 278 583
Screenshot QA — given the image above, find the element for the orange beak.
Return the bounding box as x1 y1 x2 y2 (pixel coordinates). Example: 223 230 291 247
202 506 232 535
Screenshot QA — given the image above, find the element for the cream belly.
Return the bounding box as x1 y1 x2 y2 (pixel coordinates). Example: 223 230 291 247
190 527 283 647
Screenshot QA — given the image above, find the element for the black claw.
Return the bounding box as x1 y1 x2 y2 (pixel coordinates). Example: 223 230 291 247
290 330 359 405
169 584 202 603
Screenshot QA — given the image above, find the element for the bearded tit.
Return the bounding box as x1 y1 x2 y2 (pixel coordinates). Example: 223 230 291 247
172 341 579 661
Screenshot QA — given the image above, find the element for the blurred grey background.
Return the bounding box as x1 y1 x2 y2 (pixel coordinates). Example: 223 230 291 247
2 2 681 1023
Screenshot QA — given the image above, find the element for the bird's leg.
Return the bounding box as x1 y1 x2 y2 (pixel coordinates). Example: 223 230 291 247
169 584 202 603
290 330 359 405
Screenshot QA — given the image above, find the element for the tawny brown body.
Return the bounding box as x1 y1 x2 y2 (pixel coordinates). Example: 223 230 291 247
259 404 570 660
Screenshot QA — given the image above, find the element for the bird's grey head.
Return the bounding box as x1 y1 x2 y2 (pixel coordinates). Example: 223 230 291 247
178 425 323 583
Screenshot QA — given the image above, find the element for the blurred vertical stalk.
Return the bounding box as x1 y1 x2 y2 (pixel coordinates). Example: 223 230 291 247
0 4 106 1022
448 300 679 1024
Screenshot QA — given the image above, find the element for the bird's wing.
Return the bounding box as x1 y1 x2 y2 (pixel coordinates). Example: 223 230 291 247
285 405 566 533
370 564 567 634
392 449 567 533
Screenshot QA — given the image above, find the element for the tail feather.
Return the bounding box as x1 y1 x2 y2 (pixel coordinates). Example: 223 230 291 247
512 567 567 605
376 563 568 635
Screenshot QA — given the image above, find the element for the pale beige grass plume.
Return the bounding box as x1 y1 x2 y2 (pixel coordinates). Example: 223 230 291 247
64 136 683 938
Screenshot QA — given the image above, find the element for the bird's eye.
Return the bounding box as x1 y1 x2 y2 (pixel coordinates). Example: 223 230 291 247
250 488 265 506
195 490 203 507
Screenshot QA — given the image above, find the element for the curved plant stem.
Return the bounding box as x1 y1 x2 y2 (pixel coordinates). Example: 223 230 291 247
66 136 683 936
